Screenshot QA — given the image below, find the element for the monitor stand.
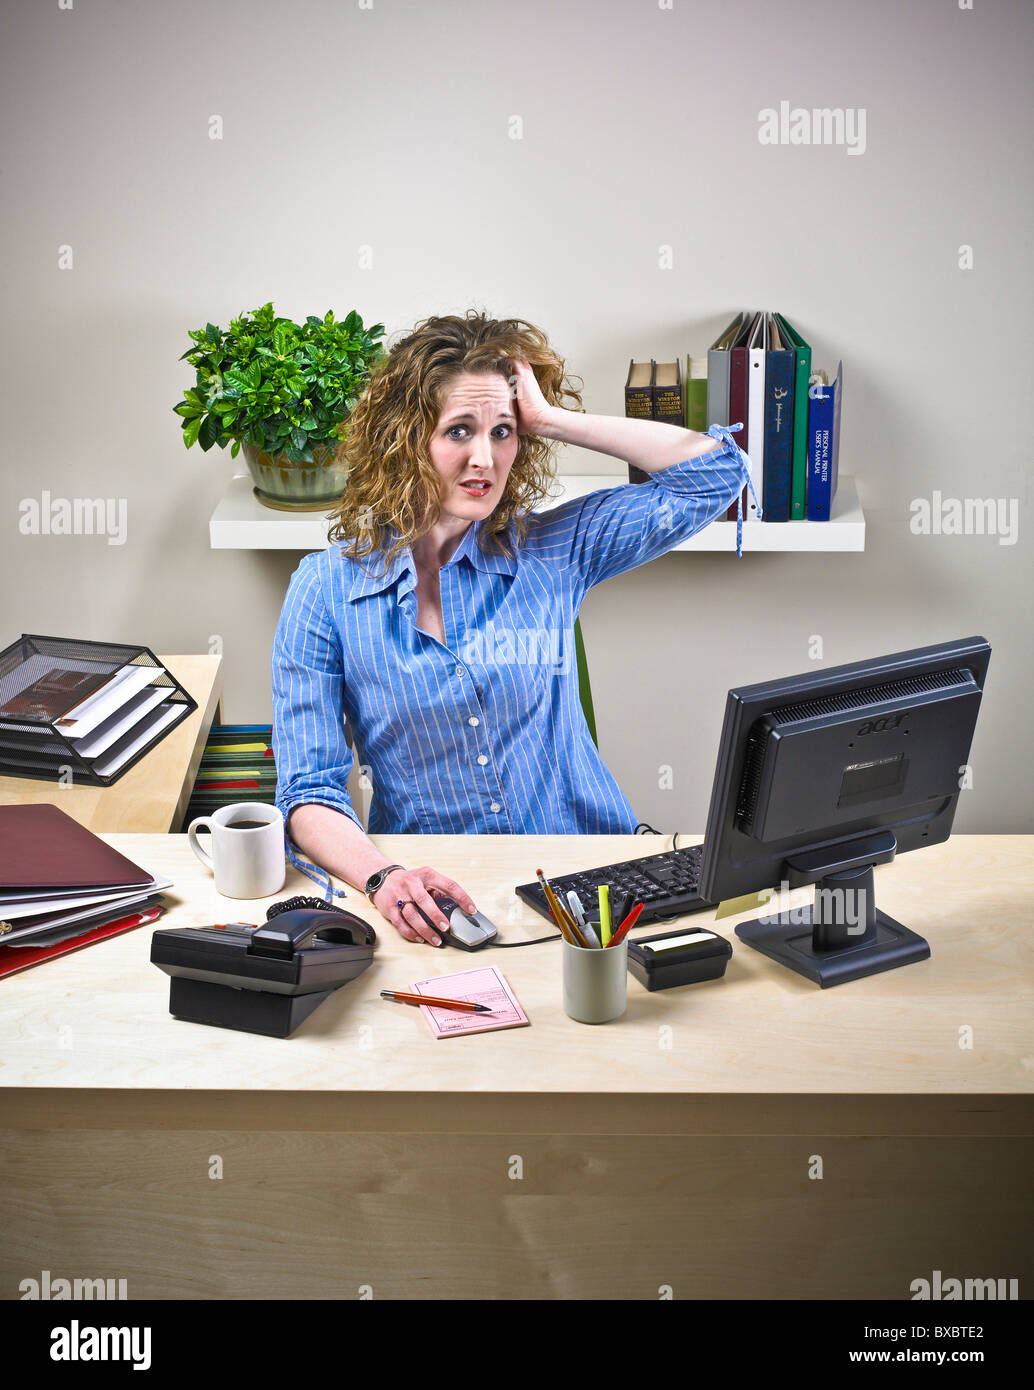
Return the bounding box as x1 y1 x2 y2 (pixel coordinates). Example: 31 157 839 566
734 862 929 987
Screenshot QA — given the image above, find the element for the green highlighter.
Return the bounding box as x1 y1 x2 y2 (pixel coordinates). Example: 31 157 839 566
598 884 612 946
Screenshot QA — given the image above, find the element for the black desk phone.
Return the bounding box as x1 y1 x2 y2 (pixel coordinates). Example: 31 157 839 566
150 896 376 1038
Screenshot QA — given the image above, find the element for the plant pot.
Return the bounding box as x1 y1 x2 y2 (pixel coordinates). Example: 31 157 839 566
240 441 348 512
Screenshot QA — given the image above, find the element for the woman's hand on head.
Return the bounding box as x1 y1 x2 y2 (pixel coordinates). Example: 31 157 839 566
507 358 556 438
372 866 479 947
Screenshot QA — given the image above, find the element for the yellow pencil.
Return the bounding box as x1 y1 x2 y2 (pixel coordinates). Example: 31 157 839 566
537 869 588 948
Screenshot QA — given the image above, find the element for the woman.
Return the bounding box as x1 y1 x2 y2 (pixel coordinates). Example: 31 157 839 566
271 310 756 945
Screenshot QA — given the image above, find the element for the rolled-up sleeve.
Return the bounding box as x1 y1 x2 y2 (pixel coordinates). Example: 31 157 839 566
532 423 758 598
271 553 365 847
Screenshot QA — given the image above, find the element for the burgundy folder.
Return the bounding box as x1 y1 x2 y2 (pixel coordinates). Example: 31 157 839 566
0 804 153 892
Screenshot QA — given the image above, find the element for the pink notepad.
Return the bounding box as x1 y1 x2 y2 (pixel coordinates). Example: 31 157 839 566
409 966 529 1039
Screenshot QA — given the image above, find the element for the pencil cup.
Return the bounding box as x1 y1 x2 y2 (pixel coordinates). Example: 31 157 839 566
562 937 627 1024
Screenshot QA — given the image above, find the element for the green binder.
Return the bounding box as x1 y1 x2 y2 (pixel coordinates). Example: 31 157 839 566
775 313 813 522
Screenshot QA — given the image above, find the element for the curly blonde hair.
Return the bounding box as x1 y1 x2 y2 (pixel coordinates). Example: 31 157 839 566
325 308 583 570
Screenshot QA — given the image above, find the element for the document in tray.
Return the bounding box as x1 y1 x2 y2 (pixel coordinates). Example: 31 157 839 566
90 702 182 776
0 664 119 721
56 665 162 737
71 685 169 757
409 966 529 1039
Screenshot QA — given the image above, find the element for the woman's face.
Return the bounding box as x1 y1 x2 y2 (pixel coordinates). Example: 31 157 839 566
427 371 519 521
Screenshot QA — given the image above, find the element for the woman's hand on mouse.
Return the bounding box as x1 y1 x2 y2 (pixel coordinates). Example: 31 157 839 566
371 866 477 947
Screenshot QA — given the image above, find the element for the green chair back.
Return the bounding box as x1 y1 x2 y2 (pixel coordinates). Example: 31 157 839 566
573 616 598 748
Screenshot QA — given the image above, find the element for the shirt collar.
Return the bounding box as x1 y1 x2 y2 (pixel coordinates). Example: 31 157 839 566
346 519 516 602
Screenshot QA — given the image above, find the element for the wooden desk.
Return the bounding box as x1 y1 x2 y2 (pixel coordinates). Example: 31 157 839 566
2 833 1031 1300
0 655 222 833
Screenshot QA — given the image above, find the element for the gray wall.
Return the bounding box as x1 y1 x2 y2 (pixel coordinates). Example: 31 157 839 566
2 0 1031 831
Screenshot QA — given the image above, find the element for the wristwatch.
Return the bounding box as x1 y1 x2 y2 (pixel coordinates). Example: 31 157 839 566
363 863 406 900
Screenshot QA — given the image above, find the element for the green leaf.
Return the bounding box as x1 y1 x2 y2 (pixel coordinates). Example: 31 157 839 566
224 368 250 394
291 427 307 451
198 414 221 450
205 322 220 343
273 323 291 358
182 416 202 448
174 402 202 419
244 361 262 390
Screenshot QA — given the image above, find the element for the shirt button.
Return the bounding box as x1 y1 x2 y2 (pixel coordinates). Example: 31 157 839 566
477 755 488 766
455 665 464 677
490 802 502 813
468 716 479 727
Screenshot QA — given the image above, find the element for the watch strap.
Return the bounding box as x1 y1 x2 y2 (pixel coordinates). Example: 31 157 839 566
364 863 406 899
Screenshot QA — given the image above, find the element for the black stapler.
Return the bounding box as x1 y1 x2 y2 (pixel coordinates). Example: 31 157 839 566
150 897 377 1038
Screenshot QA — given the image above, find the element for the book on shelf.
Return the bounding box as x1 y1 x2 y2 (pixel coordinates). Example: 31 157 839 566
774 312 813 520
624 358 684 485
726 312 760 520
684 355 708 433
624 312 844 530
806 360 843 520
762 311 796 523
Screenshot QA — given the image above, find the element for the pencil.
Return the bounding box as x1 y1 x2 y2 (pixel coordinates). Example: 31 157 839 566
536 869 588 947
380 990 491 1013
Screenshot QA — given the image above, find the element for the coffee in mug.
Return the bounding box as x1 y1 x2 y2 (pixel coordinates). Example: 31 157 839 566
187 802 285 899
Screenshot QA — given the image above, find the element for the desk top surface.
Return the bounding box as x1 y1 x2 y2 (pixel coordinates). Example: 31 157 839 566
2 833 1032 1096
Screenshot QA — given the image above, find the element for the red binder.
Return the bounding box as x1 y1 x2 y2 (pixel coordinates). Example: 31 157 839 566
0 903 165 979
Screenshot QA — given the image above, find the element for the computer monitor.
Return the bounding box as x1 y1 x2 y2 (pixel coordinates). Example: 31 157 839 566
697 635 991 986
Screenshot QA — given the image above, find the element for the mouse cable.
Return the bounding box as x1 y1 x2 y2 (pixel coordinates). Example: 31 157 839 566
491 931 564 947
634 820 681 852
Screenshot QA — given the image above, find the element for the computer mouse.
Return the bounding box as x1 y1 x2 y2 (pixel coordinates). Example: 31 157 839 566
412 895 498 950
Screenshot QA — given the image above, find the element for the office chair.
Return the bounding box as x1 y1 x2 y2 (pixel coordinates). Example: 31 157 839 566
573 616 598 749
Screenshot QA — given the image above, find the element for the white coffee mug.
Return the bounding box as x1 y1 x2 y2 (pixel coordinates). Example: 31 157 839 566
187 802 286 899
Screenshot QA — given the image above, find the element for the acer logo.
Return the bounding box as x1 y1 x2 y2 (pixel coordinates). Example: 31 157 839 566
856 713 905 736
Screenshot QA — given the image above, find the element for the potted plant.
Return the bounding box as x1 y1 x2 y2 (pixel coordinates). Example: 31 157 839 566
175 302 385 510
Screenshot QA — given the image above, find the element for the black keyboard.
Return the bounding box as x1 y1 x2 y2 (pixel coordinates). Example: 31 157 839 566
514 843 715 928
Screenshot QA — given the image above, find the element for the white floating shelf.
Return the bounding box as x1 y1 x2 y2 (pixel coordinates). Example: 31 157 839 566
210 474 864 552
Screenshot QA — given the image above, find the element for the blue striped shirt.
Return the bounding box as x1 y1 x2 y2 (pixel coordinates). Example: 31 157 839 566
271 423 758 897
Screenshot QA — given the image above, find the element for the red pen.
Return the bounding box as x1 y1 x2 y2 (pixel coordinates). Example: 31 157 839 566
606 901 644 948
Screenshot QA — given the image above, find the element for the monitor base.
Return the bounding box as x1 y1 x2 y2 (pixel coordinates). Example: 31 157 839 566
735 906 929 987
